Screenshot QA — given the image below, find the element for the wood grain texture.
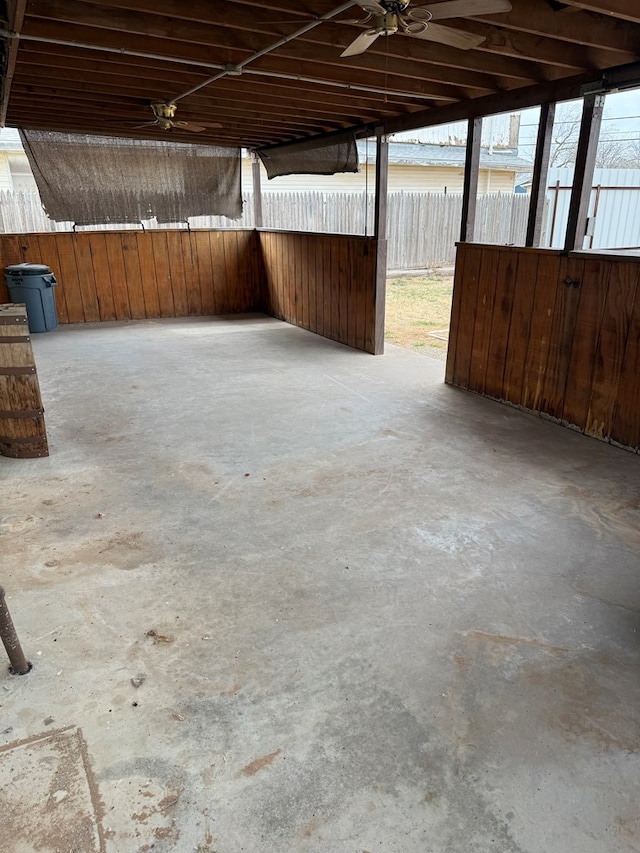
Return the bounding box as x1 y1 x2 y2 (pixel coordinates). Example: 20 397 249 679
258 231 378 354
0 229 378 353
466 248 500 395
0 303 48 458
585 260 639 440
447 243 640 451
0 229 261 322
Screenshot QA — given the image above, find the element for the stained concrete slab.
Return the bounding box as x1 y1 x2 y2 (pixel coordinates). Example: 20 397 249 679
1 313 639 852
0 726 103 852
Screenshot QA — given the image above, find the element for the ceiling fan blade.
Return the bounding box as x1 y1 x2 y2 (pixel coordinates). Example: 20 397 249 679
341 29 382 57
352 0 387 15
340 15 373 24
173 121 208 132
407 21 485 49
173 120 223 131
415 0 511 21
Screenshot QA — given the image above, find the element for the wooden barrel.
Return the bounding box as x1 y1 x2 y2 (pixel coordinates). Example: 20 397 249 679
0 304 49 458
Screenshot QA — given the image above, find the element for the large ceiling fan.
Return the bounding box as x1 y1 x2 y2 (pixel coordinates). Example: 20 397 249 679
108 101 223 133
340 0 512 56
136 102 222 133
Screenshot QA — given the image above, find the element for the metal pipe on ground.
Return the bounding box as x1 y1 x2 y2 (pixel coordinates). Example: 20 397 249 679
0 585 31 675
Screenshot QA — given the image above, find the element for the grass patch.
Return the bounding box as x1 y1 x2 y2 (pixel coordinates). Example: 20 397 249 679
385 272 453 354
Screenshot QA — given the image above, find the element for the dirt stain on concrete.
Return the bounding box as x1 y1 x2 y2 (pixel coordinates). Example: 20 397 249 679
240 748 282 776
466 630 569 655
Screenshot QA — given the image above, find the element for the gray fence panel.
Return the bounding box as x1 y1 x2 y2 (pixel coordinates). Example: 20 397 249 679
0 189 530 269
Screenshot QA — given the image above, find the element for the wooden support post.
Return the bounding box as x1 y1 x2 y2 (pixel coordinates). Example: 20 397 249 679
526 102 556 247
252 154 263 228
460 117 482 243
373 129 388 355
564 93 605 252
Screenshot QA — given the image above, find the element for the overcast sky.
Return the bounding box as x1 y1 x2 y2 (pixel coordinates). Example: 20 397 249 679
517 89 640 158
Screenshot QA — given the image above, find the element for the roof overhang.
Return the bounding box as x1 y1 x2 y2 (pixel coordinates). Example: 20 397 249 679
1 1 640 150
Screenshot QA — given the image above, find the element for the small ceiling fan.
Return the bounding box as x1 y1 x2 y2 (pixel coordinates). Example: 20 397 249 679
134 102 222 132
340 0 512 56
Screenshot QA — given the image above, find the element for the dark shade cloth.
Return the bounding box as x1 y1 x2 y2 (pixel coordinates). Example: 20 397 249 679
257 130 359 180
19 130 242 225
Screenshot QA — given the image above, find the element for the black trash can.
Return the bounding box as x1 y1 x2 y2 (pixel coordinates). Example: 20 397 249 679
5 263 58 333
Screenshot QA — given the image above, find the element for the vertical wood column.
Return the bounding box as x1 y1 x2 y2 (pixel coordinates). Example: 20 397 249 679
564 93 605 252
526 102 555 247
252 155 263 228
373 129 389 355
460 117 482 242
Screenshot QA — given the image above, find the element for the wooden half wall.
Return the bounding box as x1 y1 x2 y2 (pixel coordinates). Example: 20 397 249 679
446 242 640 451
259 231 379 353
0 230 263 322
0 228 381 353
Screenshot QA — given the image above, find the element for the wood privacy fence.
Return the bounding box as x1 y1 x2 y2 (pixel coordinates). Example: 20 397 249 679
446 243 640 451
0 190 529 270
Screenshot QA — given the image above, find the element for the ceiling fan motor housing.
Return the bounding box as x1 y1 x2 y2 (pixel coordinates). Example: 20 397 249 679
379 0 411 12
376 12 400 34
152 101 177 119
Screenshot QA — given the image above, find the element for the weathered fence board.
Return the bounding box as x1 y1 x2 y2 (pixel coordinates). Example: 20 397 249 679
0 190 529 270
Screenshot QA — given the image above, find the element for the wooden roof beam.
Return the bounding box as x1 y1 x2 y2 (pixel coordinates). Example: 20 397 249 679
9 71 383 125
446 19 638 70
7 88 344 134
19 11 510 97
12 23 467 102
0 0 27 124
554 1 640 24
468 0 640 53
383 60 640 136
64 0 549 84
15 43 418 104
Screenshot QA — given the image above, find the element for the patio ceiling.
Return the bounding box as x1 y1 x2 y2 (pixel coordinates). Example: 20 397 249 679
0 0 639 150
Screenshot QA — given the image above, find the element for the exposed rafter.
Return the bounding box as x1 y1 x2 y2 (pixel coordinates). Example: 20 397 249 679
1 0 640 149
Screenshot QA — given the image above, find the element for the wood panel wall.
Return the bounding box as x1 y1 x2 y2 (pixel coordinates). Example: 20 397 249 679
259 231 379 353
0 230 263 322
446 243 640 451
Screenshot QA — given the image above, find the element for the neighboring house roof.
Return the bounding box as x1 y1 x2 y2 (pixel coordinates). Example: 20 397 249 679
0 127 24 152
356 140 531 172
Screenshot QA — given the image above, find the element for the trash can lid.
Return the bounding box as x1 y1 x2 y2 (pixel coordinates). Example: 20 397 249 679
5 263 51 276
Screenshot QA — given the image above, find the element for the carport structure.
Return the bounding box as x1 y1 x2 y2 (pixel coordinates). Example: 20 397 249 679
1 1 640 367
1 3 640 852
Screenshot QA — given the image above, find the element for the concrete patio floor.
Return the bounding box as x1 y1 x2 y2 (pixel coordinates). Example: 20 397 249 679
1 313 639 853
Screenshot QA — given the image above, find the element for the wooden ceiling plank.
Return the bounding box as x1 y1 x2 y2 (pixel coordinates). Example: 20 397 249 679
21 8 510 95
7 87 351 134
545 1 640 25
445 19 639 70
10 70 385 124
16 43 424 109
16 22 470 101
1 0 27 124
468 0 640 53
9 118 278 146
14 72 415 120
65 0 549 83
7 93 341 134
